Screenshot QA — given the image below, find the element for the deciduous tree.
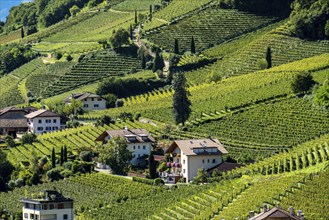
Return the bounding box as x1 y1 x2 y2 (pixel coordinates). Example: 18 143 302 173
98 137 132 175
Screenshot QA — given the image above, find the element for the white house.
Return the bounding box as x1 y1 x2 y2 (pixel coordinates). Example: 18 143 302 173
165 139 228 183
63 93 107 111
25 109 61 134
22 190 74 220
95 128 156 167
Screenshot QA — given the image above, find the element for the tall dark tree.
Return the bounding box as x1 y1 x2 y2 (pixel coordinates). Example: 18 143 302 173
60 147 64 165
0 150 14 191
174 39 179 54
148 151 157 179
135 10 138 24
141 53 146 69
191 36 195 54
172 72 191 125
152 51 165 72
130 24 133 40
21 27 24 38
51 148 56 168
150 5 153 14
63 146 67 162
266 47 272 69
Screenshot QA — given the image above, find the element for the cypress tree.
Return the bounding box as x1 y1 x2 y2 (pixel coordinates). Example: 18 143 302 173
51 148 56 168
141 53 146 69
130 24 133 40
172 72 191 126
63 146 67 162
191 36 195 54
60 147 64 165
174 39 179 54
135 10 137 24
21 27 24 38
150 5 152 14
152 51 165 72
148 151 157 179
266 47 272 69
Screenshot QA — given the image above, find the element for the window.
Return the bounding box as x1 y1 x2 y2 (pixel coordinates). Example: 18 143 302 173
30 214 34 219
183 159 185 164
38 119 42 123
58 203 64 209
45 119 51 123
132 154 135 157
53 127 58 130
53 119 57 123
143 146 146 150
138 146 140 149
207 159 210 163
91 98 94 101
138 154 140 157
37 127 43 131
49 204 55 210
202 159 204 164
63 214 68 220
84 104 89 108
212 159 216 163
94 104 99 108
46 127 52 131
133 146 135 149
24 213 28 219
42 204 47 210
176 158 179 163
183 169 186 174
98 98 102 101
24 203 30 208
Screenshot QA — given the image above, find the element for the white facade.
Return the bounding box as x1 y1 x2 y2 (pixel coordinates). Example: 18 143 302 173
104 135 152 166
23 204 73 220
27 116 61 134
172 151 223 183
81 97 106 111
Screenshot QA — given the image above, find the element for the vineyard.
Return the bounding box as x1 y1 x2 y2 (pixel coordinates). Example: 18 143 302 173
0 59 44 108
31 49 142 97
145 7 277 52
112 0 161 11
185 25 329 83
43 10 134 43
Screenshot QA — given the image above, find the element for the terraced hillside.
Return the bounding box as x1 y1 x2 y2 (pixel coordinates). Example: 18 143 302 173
143 0 214 31
145 7 277 52
0 172 204 218
0 59 43 108
112 0 161 11
81 54 329 122
186 24 329 83
35 49 142 98
44 10 134 43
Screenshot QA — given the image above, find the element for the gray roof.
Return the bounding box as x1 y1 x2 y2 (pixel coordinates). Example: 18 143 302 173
0 106 27 116
249 207 301 220
96 128 156 143
63 93 104 103
25 109 60 119
166 139 228 156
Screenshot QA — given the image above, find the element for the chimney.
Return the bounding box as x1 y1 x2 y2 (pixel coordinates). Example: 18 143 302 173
263 204 268 213
249 211 255 218
288 206 295 216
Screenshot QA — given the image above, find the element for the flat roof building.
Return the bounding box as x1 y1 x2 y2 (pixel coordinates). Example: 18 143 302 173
22 190 73 220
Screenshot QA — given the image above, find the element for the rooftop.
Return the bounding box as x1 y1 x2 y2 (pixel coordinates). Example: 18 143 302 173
25 109 60 119
22 190 73 203
96 128 156 143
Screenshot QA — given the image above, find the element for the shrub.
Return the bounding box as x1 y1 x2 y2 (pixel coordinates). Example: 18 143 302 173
154 178 164 186
46 167 64 182
63 161 73 170
79 151 93 162
132 176 155 185
21 133 37 145
291 72 316 93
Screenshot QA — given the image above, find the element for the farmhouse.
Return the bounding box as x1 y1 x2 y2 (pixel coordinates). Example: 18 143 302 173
249 204 304 220
165 139 228 183
95 127 156 167
22 190 74 220
25 109 61 134
63 93 107 111
0 107 29 138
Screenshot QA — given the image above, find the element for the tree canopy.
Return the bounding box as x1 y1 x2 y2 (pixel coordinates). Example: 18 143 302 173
98 137 133 175
109 29 130 49
172 72 191 125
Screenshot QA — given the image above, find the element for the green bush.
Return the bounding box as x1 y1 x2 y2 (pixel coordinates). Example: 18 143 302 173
132 176 155 185
154 178 164 186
